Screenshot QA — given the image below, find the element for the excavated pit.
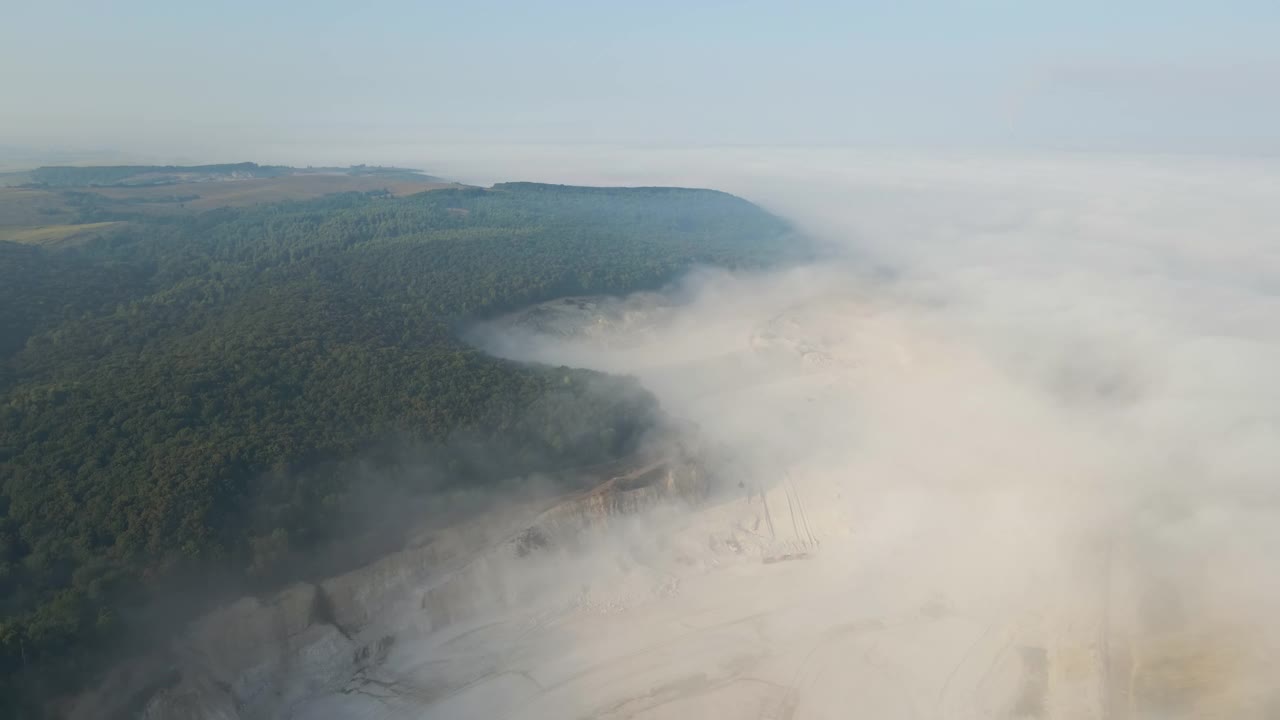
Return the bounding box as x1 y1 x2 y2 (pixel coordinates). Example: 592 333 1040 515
76 275 1280 719
71 454 713 720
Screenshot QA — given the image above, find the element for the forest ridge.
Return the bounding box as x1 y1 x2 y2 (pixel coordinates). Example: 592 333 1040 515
0 177 798 712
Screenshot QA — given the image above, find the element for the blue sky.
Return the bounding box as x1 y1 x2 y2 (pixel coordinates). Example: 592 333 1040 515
3 1 1278 155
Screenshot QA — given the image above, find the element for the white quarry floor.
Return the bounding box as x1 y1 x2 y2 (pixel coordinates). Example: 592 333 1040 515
295 279 1278 719
295 463 1135 720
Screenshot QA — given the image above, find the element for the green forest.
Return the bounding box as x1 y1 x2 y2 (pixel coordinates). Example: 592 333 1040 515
0 181 798 712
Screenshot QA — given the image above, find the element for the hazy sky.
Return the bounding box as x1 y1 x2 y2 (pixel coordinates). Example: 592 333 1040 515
3 1 1279 158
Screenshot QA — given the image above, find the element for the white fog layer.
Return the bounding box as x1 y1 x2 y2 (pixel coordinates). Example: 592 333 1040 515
466 153 1279 719
180 151 1279 720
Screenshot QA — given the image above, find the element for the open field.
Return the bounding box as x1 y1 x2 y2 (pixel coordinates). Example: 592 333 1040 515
83 173 459 211
0 187 80 226
0 221 125 245
0 173 459 247
0 170 34 186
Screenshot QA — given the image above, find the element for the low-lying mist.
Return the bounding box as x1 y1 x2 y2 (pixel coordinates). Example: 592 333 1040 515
446 150 1280 719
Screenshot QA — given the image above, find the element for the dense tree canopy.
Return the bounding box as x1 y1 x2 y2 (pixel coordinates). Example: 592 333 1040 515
0 182 798 712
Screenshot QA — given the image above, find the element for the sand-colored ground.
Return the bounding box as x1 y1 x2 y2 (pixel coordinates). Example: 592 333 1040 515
290 282 1277 719
294 467 1136 720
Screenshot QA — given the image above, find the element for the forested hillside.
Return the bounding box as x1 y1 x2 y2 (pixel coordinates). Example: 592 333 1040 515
0 181 797 712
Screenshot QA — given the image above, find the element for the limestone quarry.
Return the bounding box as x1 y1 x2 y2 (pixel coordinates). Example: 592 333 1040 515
75 259 1280 718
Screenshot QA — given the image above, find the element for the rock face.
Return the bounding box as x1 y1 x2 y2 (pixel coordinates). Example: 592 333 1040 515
523 460 706 543
499 296 676 344
419 459 710 632
71 454 707 720
117 584 358 720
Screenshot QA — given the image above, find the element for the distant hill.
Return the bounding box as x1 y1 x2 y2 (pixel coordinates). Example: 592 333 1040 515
0 164 457 245
15 162 441 188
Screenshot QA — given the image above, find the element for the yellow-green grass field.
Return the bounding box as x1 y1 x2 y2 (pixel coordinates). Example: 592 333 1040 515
0 221 125 245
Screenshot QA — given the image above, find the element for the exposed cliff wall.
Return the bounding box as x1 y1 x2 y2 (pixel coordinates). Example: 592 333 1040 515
69 453 709 720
